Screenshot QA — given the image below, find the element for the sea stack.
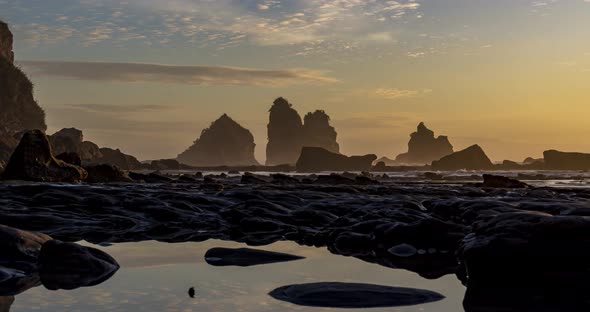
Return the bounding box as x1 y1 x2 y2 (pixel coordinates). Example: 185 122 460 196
266 97 341 165
395 122 453 165
266 97 305 165
431 144 493 170
177 114 260 167
0 21 47 167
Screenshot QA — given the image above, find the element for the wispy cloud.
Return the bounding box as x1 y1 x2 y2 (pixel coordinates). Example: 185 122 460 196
375 88 432 100
21 61 338 86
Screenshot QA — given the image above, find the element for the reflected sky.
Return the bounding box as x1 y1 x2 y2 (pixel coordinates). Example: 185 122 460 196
10 240 465 311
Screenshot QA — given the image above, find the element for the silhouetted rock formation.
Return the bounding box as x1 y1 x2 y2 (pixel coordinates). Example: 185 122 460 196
523 157 543 165
302 110 340 154
375 157 396 166
177 114 259 167
0 22 14 64
395 123 453 165
431 145 493 170
266 98 340 165
1 130 87 182
49 128 102 162
205 247 304 267
478 174 529 188
150 159 182 170
296 147 377 172
544 150 590 170
266 98 305 165
94 148 142 170
84 164 134 183
0 21 46 166
55 152 82 166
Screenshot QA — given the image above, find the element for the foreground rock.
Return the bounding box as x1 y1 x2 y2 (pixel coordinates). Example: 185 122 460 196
2 130 88 182
544 150 590 170
395 122 454 165
84 164 134 183
269 282 444 308
0 224 119 295
431 145 493 170
178 114 259 167
0 296 13 312
478 174 529 188
205 247 304 267
296 147 377 172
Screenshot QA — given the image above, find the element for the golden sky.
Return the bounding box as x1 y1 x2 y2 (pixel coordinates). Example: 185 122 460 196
3 0 590 162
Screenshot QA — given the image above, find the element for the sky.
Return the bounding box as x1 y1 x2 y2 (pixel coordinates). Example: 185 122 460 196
2 0 590 162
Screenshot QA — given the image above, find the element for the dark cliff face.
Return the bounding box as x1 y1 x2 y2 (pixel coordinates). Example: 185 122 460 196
266 98 341 166
0 21 47 167
266 97 305 166
395 122 453 165
178 114 260 167
303 110 340 154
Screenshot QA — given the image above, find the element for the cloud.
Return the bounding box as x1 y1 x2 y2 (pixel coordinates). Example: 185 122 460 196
64 103 170 113
375 88 432 100
21 61 338 86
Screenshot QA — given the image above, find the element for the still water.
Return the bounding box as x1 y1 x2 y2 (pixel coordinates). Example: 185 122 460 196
9 240 465 312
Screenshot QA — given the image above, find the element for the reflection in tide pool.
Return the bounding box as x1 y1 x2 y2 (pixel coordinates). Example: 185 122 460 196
10 240 465 312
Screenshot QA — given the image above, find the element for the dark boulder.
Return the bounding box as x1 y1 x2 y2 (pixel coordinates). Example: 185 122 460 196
94 147 142 170
84 164 134 183
0 296 13 312
395 122 454 165
2 130 87 182
49 128 103 162
296 147 377 172
204 247 304 267
271 174 300 184
431 145 493 171
178 114 259 167
544 150 590 170
150 159 182 170
55 152 82 166
269 282 444 308
241 173 268 184
478 174 529 188
0 225 52 263
38 240 120 290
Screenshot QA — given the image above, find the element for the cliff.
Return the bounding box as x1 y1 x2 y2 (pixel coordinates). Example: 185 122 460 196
395 122 453 165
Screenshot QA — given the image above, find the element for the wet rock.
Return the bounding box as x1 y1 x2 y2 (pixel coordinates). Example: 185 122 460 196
431 145 494 171
271 174 300 184
388 243 418 258
395 122 454 165
302 110 340 154
0 296 14 312
204 247 304 267
49 128 103 162
2 130 88 182
544 150 590 170
178 114 259 167
55 152 82 166
0 225 52 263
424 172 444 180
313 174 355 185
354 176 381 185
84 164 134 183
296 147 377 172
94 147 142 170
241 173 267 185
479 174 529 188
38 240 120 290
266 97 305 165
269 282 445 308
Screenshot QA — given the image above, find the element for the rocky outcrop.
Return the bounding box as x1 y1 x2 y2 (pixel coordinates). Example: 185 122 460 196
94 148 142 170
205 247 304 267
1 130 88 182
84 164 134 183
0 21 14 64
395 123 453 165
302 110 339 154
431 145 493 171
49 128 102 162
177 114 259 167
266 98 341 165
543 150 590 170
296 147 377 172
0 21 46 166
478 174 529 188
266 98 305 165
